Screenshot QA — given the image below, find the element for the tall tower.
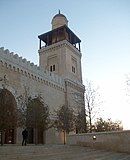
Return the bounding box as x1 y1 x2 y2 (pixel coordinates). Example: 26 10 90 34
38 11 82 83
38 13 86 134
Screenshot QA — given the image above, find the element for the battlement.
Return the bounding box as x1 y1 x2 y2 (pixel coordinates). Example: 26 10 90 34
0 47 64 91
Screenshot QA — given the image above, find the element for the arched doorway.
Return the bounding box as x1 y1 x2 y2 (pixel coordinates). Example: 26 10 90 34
26 97 48 144
0 89 17 144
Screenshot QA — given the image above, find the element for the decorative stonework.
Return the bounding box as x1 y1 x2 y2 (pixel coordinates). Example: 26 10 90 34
39 40 81 58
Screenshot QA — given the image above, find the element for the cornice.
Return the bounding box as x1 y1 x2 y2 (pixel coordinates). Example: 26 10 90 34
38 40 82 57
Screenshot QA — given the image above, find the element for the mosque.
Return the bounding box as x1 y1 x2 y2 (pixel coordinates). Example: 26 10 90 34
0 11 85 144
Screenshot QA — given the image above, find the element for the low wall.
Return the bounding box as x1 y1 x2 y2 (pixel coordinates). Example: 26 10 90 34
67 130 130 153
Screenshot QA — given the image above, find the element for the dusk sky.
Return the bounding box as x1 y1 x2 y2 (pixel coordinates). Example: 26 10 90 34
0 0 130 129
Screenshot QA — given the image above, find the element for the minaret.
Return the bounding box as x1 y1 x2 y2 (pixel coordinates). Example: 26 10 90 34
38 11 82 83
38 12 86 133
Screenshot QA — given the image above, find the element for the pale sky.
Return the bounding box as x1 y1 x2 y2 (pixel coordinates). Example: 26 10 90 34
0 0 130 129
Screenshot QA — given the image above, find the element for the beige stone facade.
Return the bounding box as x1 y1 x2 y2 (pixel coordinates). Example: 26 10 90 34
0 12 85 144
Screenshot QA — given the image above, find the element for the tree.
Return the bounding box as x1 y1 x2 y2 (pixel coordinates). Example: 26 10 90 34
54 105 75 144
27 96 50 130
70 91 87 133
17 86 50 144
16 86 30 127
85 81 101 132
75 110 87 133
26 96 50 144
0 89 17 145
94 117 123 132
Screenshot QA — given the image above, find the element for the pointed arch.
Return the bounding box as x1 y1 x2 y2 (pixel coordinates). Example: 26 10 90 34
26 97 49 144
0 89 17 144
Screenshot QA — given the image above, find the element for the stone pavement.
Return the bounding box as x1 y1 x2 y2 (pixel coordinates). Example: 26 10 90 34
0 144 130 160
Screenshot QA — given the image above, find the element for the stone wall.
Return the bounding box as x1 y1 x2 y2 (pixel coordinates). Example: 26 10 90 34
67 130 130 153
0 47 65 144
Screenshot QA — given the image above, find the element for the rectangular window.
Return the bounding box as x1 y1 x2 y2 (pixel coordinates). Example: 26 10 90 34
50 66 52 72
53 65 55 71
71 56 77 74
72 66 75 73
73 67 75 73
50 65 55 72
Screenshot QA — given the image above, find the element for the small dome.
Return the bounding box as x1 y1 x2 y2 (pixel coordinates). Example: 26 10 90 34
51 11 68 30
53 13 67 19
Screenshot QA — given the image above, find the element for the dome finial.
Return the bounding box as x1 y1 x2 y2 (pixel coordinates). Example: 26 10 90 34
52 11 68 30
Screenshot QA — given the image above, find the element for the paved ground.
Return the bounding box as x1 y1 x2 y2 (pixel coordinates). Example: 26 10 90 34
0 144 130 160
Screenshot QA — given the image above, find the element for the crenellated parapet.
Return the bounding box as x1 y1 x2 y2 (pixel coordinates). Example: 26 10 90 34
0 47 64 91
